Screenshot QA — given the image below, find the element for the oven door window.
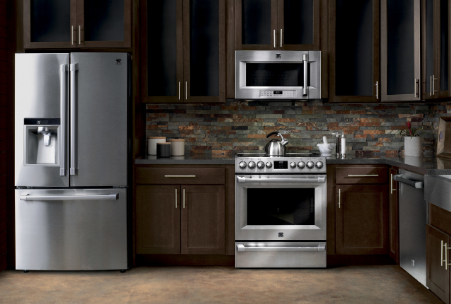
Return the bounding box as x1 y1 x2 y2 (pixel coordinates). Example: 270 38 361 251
245 63 308 87
247 188 314 225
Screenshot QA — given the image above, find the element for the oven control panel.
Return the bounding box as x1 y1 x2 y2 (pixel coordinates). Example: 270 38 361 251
236 157 326 174
260 90 296 98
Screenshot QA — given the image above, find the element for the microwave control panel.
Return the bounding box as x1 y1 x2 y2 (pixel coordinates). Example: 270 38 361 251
260 90 296 98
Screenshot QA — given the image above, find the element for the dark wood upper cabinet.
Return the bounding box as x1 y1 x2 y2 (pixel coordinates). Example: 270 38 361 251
235 0 320 50
136 185 181 255
426 224 450 304
389 168 399 263
181 185 225 254
329 0 380 103
24 0 131 49
142 0 225 103
422 0 451 100
381 0 421 102
335 184 389 255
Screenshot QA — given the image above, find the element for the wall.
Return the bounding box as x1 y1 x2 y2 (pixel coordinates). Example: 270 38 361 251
145 100 450 158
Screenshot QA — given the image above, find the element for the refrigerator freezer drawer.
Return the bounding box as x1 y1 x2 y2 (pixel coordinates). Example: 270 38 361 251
15 189 127 271
235 242 326 268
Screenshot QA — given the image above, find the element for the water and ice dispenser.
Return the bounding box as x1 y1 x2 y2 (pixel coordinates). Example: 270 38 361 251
24 118 60 165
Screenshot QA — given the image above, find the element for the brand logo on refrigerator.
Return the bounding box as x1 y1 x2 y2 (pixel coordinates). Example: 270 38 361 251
116 59 122 65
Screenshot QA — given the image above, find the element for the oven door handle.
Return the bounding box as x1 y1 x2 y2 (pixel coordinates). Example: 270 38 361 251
236 176 326 183
236 244 326 252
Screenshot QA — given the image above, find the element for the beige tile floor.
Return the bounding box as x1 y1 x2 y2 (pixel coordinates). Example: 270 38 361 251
0 265 442 304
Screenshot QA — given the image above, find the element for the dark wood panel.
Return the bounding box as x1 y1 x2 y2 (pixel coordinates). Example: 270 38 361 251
0 219 5 232
136 254 234 266
335 165 388 184
226 0 235 98
0 230 4 244
336 184 389 255
136 185 181 254
426 224 450 304
389 167 399 263
0 240 5 255
0 253 6 271
136 167 226 185
181 185 225 254
0 196 5 210
225 165 235 255
429 203 451 236
0 207 5 221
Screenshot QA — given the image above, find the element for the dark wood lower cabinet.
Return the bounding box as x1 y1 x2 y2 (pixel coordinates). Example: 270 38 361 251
336 185 389 255
181 185 225 254
136 185 181 254
389 168 399 263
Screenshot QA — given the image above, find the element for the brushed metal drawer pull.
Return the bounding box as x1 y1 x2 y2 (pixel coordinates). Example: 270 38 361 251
164 175 196 178
338 189 341 209
183 189 186 208
347 174 379 177
175 189 177 208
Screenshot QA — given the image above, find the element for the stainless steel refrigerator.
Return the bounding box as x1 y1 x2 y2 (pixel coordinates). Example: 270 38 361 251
15 53 130 271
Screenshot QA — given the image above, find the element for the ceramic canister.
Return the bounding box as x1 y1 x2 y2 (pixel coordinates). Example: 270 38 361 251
157 142 171 158
147 137 166 155
169 139 185 156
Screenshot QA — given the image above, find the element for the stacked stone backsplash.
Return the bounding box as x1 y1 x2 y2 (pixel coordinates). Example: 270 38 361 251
145 100 451 158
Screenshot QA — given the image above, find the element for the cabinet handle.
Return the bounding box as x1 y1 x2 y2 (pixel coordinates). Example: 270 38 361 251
375 81 378 99
178 82 181 100
445 242 449 270
165 175 196 178
183 189 186 208
71 25 74 45
338 189 341 209
390 174 396 194
433 75 437 96
273 29 276 48
175 189 177 208
430 76 433 97
185 81 188 100
78 25 81 44
347 174 379 177
414 79 419 98
280 29 283 48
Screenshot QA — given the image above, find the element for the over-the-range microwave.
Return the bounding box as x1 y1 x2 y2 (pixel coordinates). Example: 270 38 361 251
235 50 321 100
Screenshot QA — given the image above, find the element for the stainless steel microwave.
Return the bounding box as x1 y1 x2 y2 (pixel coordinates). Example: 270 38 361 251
235 50 321 100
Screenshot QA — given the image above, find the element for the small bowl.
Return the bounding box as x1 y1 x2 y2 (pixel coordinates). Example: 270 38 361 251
317 143 336 156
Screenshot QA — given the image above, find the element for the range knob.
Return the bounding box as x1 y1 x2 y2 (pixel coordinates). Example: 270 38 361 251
307 161 315 169
248 161 256 169
239 161 247 169
316 161 323 169
257 161 265 169
298 161 306 169
290 162 296 168
266 162 272 168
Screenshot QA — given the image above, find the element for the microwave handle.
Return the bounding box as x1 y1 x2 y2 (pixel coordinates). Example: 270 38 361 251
303 54 308 96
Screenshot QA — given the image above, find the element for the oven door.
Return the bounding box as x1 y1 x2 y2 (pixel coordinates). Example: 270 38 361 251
235 175 326 241
235 51 321 100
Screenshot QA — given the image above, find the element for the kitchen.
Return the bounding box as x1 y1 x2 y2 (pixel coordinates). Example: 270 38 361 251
1 0 451 303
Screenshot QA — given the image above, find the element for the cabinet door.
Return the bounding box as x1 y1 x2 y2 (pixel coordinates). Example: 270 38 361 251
141 0 184 103
136 185 181 254
426 224 450 304
24 0 77 48
183 0 226 103
277 0 320 50
389 168 399 263
76 0 131 48
381 0 421 102
436 0 451 99
181 185 225 254
330 0 380 103
336 185 389 255
421 0 439 100
235 0 278 50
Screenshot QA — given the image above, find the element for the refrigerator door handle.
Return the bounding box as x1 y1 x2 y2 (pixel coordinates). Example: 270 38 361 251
70 63 78 176
60 64 68 176
19 193 119 201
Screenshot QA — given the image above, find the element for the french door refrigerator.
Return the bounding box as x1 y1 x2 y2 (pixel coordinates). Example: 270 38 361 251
15 53 130 271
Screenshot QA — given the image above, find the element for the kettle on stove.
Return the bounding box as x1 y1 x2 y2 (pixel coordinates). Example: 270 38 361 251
264 132 289 156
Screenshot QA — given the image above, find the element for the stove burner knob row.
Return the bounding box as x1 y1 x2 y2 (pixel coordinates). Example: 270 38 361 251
307 161 315 169
257 161 265 169
266 162 272 168
248 161 256 169
297 161 306 169
239 161 247 169
290 162 296 168
316 161 324 169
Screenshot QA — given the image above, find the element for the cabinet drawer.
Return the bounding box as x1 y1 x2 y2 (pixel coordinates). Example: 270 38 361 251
136 168 225 185
336 166 388 184
429 203 451 236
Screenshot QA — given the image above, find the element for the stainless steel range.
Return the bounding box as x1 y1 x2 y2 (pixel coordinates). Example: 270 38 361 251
235 153 327 268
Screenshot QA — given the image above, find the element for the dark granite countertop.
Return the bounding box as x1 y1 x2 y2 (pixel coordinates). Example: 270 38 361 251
135 154 451 175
